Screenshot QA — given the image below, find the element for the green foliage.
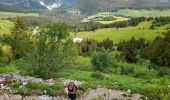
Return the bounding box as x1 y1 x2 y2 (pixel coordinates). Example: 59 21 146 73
91 72 105 80
122 37 138 63
142 85 170 100
0 11 39 18
156 67 170 76
0 62 18 73
27 22 76 78
0 45 13 64
11 82 64 96
57 70 170 99
117 62 157 78
73 21 163 44
141 30 170 66
0 20 13 35
78 38 114 56
91 50 114 72
7 16 32 59
26 82 64 96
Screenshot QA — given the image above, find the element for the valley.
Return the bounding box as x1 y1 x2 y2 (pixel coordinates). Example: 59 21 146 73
0 0 170 100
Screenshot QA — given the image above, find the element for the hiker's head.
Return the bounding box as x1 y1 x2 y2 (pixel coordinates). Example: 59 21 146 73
69 81 75 87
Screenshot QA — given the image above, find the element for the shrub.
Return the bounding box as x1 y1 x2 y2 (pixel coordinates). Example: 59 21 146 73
133 67 157 78
26 82 64 96
118 62 157 78
157 67 170 76
143 85 170 99
91 50 114 72
91 72 105 80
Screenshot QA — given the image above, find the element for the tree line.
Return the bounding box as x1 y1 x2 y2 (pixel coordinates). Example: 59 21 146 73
75 16 170 32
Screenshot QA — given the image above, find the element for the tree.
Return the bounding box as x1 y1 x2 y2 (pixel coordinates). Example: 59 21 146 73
91 50 113 72
29 22 77 78
141 30 170 66
122 37 138 63
98 38 114 50
9 16 31 59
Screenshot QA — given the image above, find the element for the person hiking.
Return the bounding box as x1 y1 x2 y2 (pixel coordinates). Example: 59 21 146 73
68 81 77 100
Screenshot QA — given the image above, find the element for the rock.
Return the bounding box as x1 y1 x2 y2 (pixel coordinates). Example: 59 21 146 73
127 89 132 94
0 73 54 86
145 97 149 100
4 94 9 99
60 78 84 86
64 87 68 94
121 93 128 97
37 95 52 100
46 79 54 85
168 85 170 88
80 88 141 100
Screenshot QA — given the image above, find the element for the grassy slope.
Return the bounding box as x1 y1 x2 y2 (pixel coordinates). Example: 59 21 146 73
58 70 170 98
57 56 170 98
0 11 39 18
0 20 13 35
73 21 168 43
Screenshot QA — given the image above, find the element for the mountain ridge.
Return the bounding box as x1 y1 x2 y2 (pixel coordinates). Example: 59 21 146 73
0 0 170 14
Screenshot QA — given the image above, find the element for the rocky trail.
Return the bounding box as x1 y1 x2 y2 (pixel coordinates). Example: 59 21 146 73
0 73 144 100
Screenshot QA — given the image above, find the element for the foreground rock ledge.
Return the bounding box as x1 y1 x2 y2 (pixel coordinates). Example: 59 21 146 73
0 88 143 100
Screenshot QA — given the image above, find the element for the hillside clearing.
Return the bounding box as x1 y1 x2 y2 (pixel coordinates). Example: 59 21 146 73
73 21 166 43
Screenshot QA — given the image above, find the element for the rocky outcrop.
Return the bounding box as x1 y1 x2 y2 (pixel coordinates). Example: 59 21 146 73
0 73 144 100
80 88 142 100
0 73 55 86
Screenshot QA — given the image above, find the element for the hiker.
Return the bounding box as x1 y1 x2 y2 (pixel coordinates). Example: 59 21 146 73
68 81 77 100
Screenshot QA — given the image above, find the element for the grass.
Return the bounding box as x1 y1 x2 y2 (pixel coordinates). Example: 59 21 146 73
1 55 170 99
0 63 18 74
0 11 39 18
56 70 170 99
11 82 64 96
73 21 166 43
112 9 170 17
0 20 13 35
82 12 128 24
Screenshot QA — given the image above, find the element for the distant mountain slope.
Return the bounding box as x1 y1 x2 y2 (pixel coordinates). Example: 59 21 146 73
69 0 170 15
0 0 170 14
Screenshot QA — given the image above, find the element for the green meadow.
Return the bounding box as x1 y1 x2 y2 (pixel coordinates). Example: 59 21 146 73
112 9 170 17
0 20 13 35
73 21 167 43
0 11 39 18
82 12 128 24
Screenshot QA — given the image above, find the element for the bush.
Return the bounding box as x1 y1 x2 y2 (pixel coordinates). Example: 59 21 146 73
91 72 105 80
26 82 64 96
91 50 114 72
133 67 157 78
117 62 157 78
157 67 170 76
143 85 170 99
121 65 134 75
